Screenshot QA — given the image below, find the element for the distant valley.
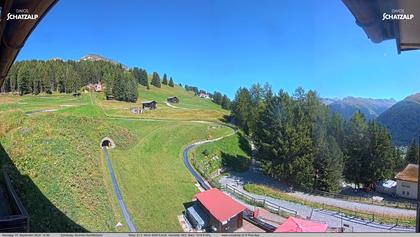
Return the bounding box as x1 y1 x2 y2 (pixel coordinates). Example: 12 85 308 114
322 97 396 120
322 94 420 146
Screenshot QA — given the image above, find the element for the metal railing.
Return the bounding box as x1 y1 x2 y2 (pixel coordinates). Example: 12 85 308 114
310 189 416 210
223 184 297 218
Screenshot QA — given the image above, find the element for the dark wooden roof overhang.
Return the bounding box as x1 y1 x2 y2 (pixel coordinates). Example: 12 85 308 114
0 0 58 86
342 0 420 53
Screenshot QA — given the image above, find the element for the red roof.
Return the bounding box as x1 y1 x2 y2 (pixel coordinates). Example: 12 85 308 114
275 217 328 232
195 188 246 223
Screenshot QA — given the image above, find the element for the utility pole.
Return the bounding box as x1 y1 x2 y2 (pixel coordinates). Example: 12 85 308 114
416 135 420 232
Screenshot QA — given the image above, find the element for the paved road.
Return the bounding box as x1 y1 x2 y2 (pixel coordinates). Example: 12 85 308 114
183 144 211 190
182 130 237 190
219 174 414 232
103 147 138 232
291 191 416 218
182 129 416 232
218 166 416 218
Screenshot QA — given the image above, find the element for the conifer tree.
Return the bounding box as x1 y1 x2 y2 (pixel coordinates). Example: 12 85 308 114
17 63 32 95
221 94 231 109
343 111 367 188
231 88 252 134
162 73 168 85
407 139 420 164
151 72 161 88
169 77 174 87
213 91 223 105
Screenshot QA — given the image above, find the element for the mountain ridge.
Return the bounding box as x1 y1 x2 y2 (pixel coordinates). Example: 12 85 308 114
377 93 420 146
80 54 128 70
322 96 396 120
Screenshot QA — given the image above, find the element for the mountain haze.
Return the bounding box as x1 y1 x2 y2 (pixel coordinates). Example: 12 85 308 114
324 97 396 120
377 93 420 146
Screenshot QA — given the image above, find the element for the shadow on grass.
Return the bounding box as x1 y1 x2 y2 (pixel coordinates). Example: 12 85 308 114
221 133 252 172
182 201 195 210
221 152 251 172
218 114 232 124
0 142 86 232
237 132 252 155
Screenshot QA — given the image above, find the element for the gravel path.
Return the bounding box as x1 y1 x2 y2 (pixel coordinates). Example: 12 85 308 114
165 102 179 108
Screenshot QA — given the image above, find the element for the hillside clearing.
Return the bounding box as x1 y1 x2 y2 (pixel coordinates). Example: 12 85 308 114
0 90 235 232
108 119 232 231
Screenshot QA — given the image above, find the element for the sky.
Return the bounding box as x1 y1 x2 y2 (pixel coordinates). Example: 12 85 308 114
16 0 420 100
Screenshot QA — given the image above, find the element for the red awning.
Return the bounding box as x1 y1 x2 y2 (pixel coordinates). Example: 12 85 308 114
195 188 246 223
274 217 328 232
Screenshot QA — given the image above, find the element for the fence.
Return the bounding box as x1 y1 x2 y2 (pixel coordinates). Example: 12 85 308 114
310 189 416 210
222 184 297 218
0 171 29 232
316 202 413 229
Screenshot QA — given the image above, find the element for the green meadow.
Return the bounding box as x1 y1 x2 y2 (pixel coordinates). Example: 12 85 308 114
0 86 237 232
95 85 229 121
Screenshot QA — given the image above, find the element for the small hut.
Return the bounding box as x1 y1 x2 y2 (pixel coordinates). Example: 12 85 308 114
142 100 157 110
186 188 246 232
167 96 179 103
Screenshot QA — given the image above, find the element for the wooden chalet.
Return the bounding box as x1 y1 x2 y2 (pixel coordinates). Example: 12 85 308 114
142 100 157 110
167 96 179 103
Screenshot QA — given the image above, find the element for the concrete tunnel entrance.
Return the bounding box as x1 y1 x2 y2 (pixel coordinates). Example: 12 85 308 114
100 137 116 149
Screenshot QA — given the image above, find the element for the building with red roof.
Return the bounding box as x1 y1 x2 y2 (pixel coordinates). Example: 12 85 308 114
274 217 328 233
189 188 246 232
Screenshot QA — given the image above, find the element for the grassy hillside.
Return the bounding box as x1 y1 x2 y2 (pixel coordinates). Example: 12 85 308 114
189 132 252 175
0 90 236 232
138 84 223 110
0 94 89 113
95 85 229 121
108 120 232 231
0 110 135 231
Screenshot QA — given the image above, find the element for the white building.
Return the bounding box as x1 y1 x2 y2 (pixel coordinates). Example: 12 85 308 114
376 180 397 195
198 93 210 99
395 164 418 199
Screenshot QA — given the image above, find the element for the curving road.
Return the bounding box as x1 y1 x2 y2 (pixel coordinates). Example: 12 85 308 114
219 175 414 232
103 147 138 232
183 144 211 190
183 134 415 232
182 130 237 191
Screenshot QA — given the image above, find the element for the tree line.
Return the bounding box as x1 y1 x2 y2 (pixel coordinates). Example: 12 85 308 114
212 91 231 110
2 59 179 104
231 83 405 192
183 84 231 110
406 139 420 164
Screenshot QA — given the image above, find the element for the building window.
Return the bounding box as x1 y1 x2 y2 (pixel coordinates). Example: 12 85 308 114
402 182 411 188
407 191 410 196
402 191 406 195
